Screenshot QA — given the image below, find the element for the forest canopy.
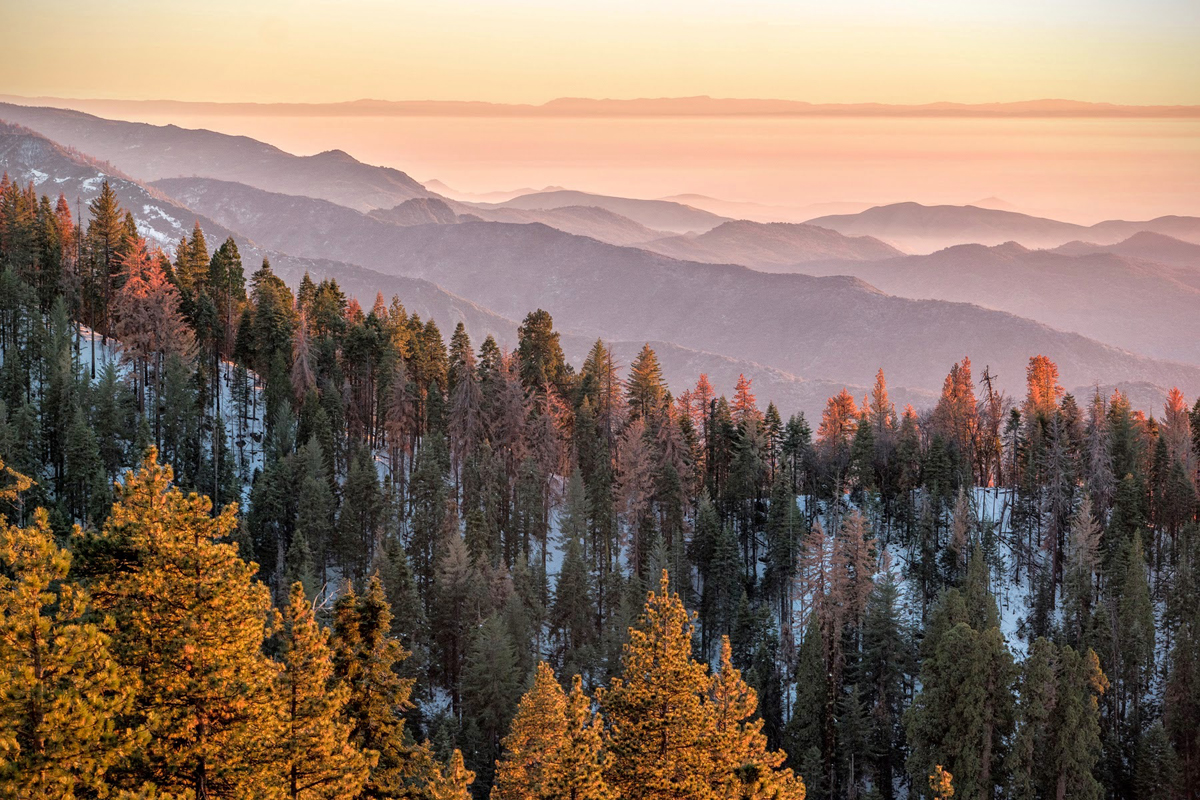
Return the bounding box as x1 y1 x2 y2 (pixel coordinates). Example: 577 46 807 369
0 176 1197 799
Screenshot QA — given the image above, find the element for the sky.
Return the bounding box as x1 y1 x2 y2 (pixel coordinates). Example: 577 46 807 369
4 0 1199 105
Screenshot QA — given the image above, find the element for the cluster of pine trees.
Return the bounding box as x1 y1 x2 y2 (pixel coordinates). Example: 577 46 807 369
1 174 1198 799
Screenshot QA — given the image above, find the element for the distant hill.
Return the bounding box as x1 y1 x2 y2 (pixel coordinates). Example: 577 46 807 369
472 190 730 234
1086 217 1200 247
807 202 1200 253
0 102 431 212
1051 231 1200 270
641 220 902 268
369 197 461 226
799 242 1200 364
356 197 669 247
458 204 667 246
656 195 875 224
153 176 1200 399
424 179 568 203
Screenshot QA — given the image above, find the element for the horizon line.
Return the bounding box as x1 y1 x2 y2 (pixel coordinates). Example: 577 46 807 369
4 94 1199 119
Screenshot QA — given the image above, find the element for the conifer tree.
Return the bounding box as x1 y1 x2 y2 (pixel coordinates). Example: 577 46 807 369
860 562 911 800
495 661 613 800
625 345 666 421
0 502 142 798
708 638 806 800
277 583 370 800
906 555 1014 800
461 614 520 792
600 572 717 800
80 449 282 798
333 576 470 799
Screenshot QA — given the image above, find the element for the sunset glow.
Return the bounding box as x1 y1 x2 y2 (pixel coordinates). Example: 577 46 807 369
5 0 1198 105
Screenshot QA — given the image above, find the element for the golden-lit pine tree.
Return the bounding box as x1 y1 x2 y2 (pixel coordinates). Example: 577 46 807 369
83 449 282 799
556 675 613 800
0 505 143 799
425 750 474 800
277 582 370 800
332 576 473 800
493 663 611 800
600 571 717 800
708 638 805 800
493 662 567 800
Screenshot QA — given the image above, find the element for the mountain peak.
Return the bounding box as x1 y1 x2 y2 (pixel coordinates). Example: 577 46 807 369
312 148 358 163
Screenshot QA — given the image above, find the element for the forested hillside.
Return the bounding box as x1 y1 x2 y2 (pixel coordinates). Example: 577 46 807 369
1 173 1198 800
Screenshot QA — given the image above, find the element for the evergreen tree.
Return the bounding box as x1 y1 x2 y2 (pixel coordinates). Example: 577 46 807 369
0 500 142 798
277 583 370 800
600 572 717 800
708 638 806 800
906 555 1014 800
79 449 282 798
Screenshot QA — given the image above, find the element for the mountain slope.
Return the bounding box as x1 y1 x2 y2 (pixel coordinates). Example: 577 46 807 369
369 197 461 226
155 176 1200 398
0 123 523 348
0 121 241 249
471 189 730 234
799 242 1200 363
641 220 902 268
1088 217 1200 246
0 102 431 212
457 204 667 246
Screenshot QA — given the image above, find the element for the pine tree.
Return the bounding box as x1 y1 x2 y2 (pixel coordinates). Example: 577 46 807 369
277 583 370 800
516 309 568 396
600 572 716 800
332 576 470 799
906 556 1014 800
0 502 143 798
708 638 806 800
85 180 125 342
79 449 282 798
625 345 666 421
461 614 520 793
860 562 911 800
552 533 598 680
1044 646 1107 800
337 447 382 586
556 674 613 800
491 663 567 800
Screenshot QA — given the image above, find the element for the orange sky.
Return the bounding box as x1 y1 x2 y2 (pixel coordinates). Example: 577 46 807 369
4 0 1198 105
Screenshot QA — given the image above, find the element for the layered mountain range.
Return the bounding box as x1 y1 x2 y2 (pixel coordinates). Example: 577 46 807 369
2 101 1199 417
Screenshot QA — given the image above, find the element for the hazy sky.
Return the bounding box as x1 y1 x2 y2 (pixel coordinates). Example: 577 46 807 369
5 0 1198 104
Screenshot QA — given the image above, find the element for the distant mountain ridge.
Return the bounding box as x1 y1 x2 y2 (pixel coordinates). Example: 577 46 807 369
468 190 730 234
807 202 1200 253
641 220 902 267
0 102 432 212
369 197 669 247
1051 232 1200 269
